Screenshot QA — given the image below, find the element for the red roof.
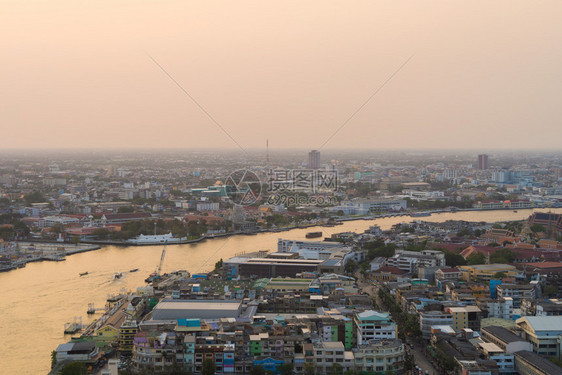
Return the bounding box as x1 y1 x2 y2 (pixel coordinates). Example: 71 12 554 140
102 213 152 220
523 262 562 269
376 266 407 275
438 267 460 273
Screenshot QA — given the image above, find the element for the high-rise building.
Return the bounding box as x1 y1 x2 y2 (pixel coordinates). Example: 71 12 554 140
308 150 320 169
478 154 489 170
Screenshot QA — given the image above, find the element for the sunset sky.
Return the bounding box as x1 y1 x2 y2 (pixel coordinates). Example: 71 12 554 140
2 1 562 150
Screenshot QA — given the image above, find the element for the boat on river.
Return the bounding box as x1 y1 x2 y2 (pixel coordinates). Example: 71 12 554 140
129 268 139 273
64 317 83 334
306 231 322 238
79 272 88 277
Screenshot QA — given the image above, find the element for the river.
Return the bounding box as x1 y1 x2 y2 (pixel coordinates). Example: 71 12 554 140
1 208 560 374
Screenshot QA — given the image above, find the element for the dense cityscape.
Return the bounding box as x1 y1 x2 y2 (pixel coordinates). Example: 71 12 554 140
4 1 562 374
1 150 562 375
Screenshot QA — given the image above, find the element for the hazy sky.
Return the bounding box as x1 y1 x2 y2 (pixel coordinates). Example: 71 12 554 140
2 1 562 151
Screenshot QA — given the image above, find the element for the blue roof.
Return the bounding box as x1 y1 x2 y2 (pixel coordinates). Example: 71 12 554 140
177 319 201 327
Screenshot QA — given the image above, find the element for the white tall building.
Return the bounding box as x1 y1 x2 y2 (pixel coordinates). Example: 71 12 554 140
354 311 397 345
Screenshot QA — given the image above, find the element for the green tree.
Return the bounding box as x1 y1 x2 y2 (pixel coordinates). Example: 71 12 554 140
51 350 57 369
201 359 216 375
278 363 294 375
329 363 343 375
360 262 370 275
530 224 546 233
60 362 86 375
92 228 110 239
493 272 506 279
467 252 486 265
71 235 81 246
24 191 46 204
345 260 358 274
490 249 515 264
444 251 467 267
304 363 316 375
50 223 65 234
249 366 266 375
117 206 134 213
543 285 559 297
214 258 223 270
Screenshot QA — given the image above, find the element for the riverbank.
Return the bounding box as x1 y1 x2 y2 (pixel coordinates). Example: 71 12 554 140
0 242 101 273
2 207 562 375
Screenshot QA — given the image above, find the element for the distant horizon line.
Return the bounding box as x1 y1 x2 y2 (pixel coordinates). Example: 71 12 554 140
0 146 560 154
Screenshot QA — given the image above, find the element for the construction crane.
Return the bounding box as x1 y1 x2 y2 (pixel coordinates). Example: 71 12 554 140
156 243 166 277
145 242 167 283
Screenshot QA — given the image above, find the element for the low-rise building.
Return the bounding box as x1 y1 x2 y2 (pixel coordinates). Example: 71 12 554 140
497 284 537 308
516 316 562 358
56 341 99 363
514 350 562 375
312 341 354 374
481 326 533 354
459 264 518 282
353 339 405 374
354 310 397 345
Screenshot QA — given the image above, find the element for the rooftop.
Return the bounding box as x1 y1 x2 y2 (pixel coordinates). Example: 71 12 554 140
517 316 562 332
482 326 525 344
514 350 562 375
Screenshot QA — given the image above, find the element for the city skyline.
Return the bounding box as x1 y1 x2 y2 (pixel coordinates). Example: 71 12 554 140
2 1 562 150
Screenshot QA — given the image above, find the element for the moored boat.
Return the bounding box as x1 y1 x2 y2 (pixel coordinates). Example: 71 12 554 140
306 231 322 238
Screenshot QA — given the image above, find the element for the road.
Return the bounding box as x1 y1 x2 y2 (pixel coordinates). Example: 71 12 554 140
355 273 441 375
407 340 440 375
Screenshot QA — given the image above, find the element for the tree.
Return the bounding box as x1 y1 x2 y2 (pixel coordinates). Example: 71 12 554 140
304 363 316 375
92 228 110 239
201 359 215 375
530 224 546 233
444 251 467 267
71 235 81 246
543 285 559 298
467 252 486 265
490 249 515 264
60 362 86 375
360 262 370 275
329 363 343 375
493 272 506 279
50 223 65 234
51 350 57 369
345 260 358 274
278 363 294 375
24 191 46 205
249 366 266 375
117 206 134 213
214 258 223 270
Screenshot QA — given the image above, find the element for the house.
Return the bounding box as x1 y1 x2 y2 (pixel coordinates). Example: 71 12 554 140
435 267 462 281
56 341 99 362
371 266 407 282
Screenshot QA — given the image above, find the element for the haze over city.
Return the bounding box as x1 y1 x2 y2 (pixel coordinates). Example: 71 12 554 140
3 0 562 150
4 1 562 375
